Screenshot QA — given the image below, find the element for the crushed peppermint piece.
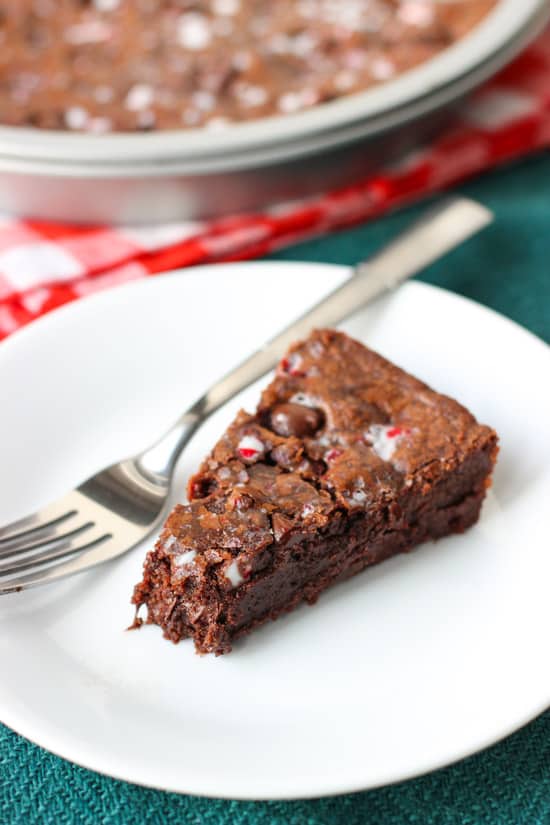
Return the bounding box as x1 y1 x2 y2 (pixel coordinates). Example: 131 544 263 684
325 448 343 462
268 33 302 55
370 57 396 80
397 1 435 27
293 32 316 55
93 0 120 10
365 424 410 461
345 49 367 70
309 340 324 359
279 352 304 376
192 90 216 111
233 51 253 71
267 33 288 54
278 88 318 113
334 70 356 91
212 0 241 14
88 116 112 133
349 489 367 506
125 84 154 111
64 106 88 130
225 558 244 587
65 21 112 44
164 535 177 551
174 548 197 566
177 13 212 50
234 83 268 108
206 116 230 130
277 91 303 113
237 434 265 460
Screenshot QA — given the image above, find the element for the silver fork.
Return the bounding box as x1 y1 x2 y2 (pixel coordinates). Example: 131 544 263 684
0 197 493 595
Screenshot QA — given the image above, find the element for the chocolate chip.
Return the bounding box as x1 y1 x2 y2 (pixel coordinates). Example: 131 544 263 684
269 402 324 438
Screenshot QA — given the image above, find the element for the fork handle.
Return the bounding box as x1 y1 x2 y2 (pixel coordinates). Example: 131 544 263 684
139 196 492 480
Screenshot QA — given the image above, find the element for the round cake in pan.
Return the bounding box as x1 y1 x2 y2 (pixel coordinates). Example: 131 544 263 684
0 0 496 133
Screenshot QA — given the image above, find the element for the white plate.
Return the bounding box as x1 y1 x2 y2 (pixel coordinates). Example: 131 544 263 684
0 262 549 800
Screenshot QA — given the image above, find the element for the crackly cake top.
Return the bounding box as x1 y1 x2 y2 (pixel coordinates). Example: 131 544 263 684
0 0 495 132
156 329 495 591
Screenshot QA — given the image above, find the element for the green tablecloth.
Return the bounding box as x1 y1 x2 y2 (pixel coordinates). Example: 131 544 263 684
1 154 549 825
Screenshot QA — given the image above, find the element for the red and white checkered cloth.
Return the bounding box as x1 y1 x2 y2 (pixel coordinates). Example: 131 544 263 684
1 29 549 340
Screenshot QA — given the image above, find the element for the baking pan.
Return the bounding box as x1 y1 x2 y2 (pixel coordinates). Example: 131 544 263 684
0 0 547 223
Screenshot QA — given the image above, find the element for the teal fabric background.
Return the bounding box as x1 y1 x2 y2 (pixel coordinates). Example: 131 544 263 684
1 154 549 824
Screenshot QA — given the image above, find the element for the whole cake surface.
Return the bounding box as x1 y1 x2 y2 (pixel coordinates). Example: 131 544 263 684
0 0 495 132
132 329 498 654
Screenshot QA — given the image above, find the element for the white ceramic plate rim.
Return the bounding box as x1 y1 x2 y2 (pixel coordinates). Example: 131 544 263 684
0 262 549 800
0 0 547 165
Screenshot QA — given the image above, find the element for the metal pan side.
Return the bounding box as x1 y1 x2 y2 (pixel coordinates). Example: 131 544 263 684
0 0 545 170
0 0 546 222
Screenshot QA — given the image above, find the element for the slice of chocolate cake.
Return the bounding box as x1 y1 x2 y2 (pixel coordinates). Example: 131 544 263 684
132 329 498 655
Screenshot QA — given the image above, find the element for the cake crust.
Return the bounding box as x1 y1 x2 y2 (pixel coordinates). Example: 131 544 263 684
132 329 498 654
